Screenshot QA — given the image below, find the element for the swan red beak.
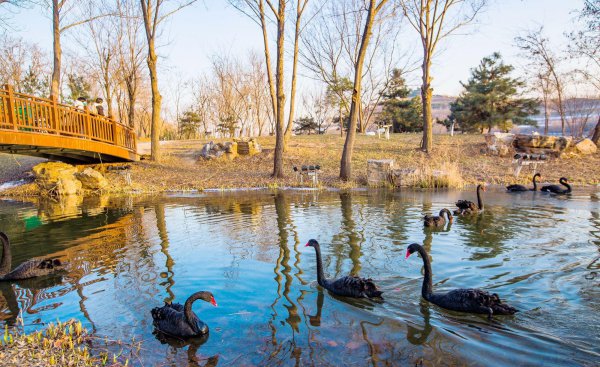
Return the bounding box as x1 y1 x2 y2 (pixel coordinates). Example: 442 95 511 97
210 296 218 307
405 249 411 259
305 242 310 247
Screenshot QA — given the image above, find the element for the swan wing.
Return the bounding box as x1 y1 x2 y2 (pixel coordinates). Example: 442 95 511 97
151 304 199 338
455 200 476 210
327 276 383 298
433 289 517 315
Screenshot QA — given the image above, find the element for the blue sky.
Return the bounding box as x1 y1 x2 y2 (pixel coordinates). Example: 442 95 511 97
5 0 585 100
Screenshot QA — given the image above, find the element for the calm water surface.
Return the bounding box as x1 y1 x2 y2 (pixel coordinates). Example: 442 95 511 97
0 188 599 366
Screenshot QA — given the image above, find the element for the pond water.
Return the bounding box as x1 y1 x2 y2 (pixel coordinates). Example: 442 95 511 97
0 188 599 366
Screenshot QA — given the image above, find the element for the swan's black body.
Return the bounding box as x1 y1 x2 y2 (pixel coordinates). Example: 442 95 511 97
541 177 571 194
151 291 217 338
305 239 382 299
0 232 64 281
454 184 485 215
507 173 541 192
405 243 517 318
424 209 453 227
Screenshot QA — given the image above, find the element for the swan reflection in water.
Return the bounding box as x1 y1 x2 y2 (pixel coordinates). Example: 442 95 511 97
0 274 64 326
153 330 219 367
406 300 433 345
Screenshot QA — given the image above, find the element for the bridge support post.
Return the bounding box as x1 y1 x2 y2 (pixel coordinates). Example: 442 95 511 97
112 120 118 144
5 84 17 130
51 95 60 132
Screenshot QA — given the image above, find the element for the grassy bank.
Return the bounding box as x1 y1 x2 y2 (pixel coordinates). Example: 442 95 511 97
0 320 136 367
1 134 599 196
118 134 600 191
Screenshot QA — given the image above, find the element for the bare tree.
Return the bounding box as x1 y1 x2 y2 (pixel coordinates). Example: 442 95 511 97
283 0 310 148
340 0 389 181
0 35 50 96
116 0 145 130
568 0 600 144
516 27 567 135
139 0 197 161
399 0 486 152
301 0 406 136
40 0 112 99
564 95 600 138
303 88 333 133
231 0 311 176
79 2 118 117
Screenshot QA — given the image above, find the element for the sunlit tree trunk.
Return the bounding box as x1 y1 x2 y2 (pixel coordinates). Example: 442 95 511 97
283 0 308 150
273 0 286 178
340 0 384 181
51 0 61 99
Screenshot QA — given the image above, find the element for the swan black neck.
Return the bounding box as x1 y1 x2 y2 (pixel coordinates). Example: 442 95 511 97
439 208 452 221
183 291 208 329
476 185 484 210
414 244 433 300
311 243 327 287
560 178 571 193
0 232 11 277
532 174 540 191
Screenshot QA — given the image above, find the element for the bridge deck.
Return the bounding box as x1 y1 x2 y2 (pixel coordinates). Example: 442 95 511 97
0 85 138 163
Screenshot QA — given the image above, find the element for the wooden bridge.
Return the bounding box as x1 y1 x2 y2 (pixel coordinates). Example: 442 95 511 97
0 85 137 163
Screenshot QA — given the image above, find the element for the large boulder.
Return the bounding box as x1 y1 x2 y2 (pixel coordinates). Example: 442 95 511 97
32 162 82 196
75 167 109 190
575 138 598 155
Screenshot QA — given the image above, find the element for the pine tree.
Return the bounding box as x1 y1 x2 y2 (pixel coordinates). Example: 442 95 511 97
450 53 538 133
178 110 202 139
376 69 422 132
294 116 319 135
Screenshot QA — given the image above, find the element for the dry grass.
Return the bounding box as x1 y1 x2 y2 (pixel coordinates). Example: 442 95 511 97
119 134 600 191
0 319 138 367
1 134 599 196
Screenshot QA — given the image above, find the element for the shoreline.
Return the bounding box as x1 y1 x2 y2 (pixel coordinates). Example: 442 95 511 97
1 134 599 198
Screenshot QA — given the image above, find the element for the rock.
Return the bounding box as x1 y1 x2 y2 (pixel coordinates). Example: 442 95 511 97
390 168 421 187
575 138 597 155
367 159 394 187
485 132 514 156
32 162 82 195
235 138 261 156
513 134 572 156
75 167 109 190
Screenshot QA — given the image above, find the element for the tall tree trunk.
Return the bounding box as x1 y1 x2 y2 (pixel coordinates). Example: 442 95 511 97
127 85 136 129
147 40 162 161
51 0 61 99
592 116 600 146
420 56 433 152
340 0 378 181
543 94 549 135
283 0 304 150
259 0 278 127
273 1 286 178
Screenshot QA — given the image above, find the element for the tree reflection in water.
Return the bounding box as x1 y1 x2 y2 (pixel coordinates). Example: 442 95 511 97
155 203 175 303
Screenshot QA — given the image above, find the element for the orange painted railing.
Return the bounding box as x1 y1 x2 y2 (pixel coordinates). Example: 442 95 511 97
0 84 136 153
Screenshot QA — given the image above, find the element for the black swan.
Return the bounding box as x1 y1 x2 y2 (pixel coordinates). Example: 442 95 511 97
151 291 217 338
454 184 485 215
405 243 517 318
424 209 453 227
506 173 541 192
305 239 383 298
541 177 571 194
0 232 64 281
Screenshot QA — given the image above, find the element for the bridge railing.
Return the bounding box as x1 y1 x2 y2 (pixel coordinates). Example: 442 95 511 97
0 84 136 153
